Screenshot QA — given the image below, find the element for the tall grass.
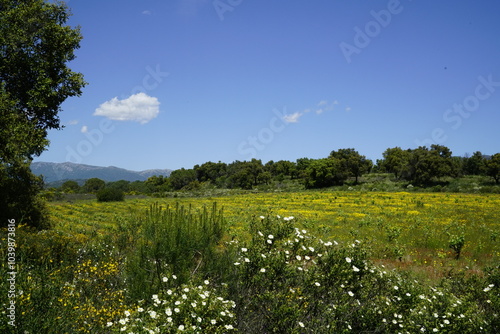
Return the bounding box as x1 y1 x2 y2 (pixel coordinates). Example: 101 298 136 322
124 202 226 300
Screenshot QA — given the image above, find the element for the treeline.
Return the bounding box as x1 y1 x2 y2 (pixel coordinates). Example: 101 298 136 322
53 145 500 196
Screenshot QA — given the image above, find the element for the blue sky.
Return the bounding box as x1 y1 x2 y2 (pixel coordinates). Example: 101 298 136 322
34 0 500 171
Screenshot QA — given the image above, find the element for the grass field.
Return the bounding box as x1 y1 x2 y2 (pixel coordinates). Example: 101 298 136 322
2 190 500 333
50 191 500 273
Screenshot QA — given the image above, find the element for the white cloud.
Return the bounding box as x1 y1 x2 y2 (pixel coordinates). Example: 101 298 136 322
142 10 152 15
94 93 160 124
317 100 328 107
67 120 79 126
80 125 88 133
345 106 351 112
283 111 303 123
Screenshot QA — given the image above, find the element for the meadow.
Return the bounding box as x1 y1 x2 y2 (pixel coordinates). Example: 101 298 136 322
1 190 499 333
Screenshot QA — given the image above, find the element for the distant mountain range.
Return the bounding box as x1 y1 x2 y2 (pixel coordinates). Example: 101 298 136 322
31 162 172 184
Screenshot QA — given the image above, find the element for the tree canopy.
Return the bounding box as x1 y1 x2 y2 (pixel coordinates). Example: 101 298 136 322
1 0 85 228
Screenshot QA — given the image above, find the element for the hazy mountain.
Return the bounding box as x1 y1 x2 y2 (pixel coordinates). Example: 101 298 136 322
31 162 172 183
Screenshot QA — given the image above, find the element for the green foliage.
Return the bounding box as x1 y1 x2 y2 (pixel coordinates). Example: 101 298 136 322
108 276 237 333
0 161 50 229
82 177 105 193
485 153 500 184
329 148 373 183
304 158 347 188
448 234 465 260
168 168 197 190
124 203 226 300
61 180 80 193
96 188 125 202
0 0 85 229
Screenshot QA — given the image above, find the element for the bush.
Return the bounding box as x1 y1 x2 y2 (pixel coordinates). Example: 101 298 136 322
96 188 125 202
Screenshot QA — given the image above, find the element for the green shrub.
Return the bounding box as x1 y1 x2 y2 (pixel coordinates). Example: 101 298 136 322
96 188 125 202
124 203 226 300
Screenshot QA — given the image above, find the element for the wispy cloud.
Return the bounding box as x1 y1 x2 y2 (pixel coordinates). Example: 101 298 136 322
283 111 303 123
94 93 160 124
315 100 338 114
282 99 345 123
80 125 88 133
66 119 79 126
142 10 152 15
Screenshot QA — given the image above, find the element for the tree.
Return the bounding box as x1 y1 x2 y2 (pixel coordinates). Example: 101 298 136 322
169 168 197 190
405 145 454 185
485 153 500 184
329 148 373 183
463 151 485 176
61 180 79 193
379 147 410 179
1 0 85 228
304 158 347 189
83 178 105 193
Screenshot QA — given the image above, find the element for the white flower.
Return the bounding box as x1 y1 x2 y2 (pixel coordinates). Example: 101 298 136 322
211 319 217 325
166 308 172 316
268 234 274 239
345 257 352 263
298 322 305 328
394 286 399 290
152 294 159 300
308 247 315 252
162 276 168 282
296 255 302 261
234 262 241 266
178 324 185 331
348 291 354 297
204 279 210 285
137 307 144 312
314 282 321 287
260 216 265 220
167 289 172 295
258 231 264 237
260 268 266 273
174 307 180 313
106 322 113 327
267 239 273 244
167 317 172 323
244 258 250 262
225 324 234 329
119 319 127 325
443 319 450 325
149 310 157 319
241 248 247 252
433 329 438 332
352 265 360 272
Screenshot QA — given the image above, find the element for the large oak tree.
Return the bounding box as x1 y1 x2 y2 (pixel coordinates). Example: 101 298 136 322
1 0 86 228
